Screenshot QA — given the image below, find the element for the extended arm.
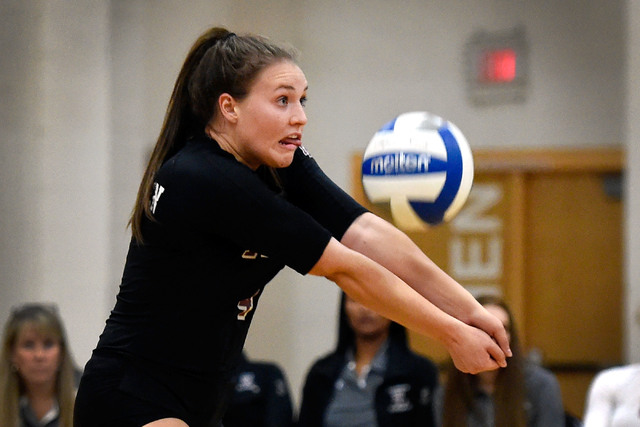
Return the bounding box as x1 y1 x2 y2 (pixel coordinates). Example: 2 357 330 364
340 212 511 356
275 149 509 371
309 235 508 374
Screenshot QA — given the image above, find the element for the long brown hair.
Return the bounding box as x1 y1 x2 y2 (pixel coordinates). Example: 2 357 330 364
0 304 77 427
441 294 527 427
129 26 298 242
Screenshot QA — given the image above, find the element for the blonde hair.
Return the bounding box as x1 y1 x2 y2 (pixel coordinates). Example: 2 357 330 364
0 304 77 427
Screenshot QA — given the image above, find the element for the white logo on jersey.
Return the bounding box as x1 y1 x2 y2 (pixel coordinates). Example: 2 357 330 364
235 372 261 394
299 145 312 157
387 384 413 413
150 182 165 214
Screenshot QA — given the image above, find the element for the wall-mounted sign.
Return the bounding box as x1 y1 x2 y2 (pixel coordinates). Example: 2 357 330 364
465 26 528 106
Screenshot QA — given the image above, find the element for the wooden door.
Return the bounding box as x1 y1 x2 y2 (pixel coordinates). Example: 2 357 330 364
349 148 624 417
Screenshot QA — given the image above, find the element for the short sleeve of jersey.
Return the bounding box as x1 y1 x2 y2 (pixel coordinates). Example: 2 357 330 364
277 147 368 241
151 139 334 275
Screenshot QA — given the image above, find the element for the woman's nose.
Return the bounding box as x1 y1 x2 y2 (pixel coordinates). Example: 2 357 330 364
33 345 47 358
291 104 307 126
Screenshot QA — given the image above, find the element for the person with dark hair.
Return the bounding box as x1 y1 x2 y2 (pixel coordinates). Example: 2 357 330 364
222 352 294 427
297 292 440 427
0 303 79 427
74 26 511 427
437 294 565 427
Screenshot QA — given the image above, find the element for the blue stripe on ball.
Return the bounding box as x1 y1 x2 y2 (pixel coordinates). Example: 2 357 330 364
409 125 463 225
379 116 398 131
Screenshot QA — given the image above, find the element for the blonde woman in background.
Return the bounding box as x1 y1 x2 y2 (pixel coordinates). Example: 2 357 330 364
0 303 78 427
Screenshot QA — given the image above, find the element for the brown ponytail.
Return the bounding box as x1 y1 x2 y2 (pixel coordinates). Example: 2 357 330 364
128 27 297 242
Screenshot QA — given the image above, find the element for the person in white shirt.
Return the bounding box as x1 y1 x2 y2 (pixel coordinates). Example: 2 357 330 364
583 363 640 427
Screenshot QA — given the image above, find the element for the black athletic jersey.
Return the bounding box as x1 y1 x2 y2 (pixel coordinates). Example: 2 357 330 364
92 134 367 397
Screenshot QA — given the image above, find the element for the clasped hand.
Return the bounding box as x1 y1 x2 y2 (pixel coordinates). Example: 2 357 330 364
446 309 512 374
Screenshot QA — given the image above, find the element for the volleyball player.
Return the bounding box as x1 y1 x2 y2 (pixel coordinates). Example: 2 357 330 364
74 27 511 427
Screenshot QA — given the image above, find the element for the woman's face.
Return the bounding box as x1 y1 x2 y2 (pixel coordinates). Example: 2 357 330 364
232 60 308 170
11 325 62 389
345 296 392 339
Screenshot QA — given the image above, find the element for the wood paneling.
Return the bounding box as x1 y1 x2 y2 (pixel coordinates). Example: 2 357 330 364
350 147 624 418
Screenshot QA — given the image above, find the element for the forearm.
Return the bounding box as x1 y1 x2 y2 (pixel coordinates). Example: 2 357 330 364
309 237 506 373
341 212 480 323
310 238 462 346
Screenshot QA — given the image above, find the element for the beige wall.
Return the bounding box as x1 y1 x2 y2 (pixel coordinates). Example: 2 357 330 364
1 0 637 413
625 0 640 364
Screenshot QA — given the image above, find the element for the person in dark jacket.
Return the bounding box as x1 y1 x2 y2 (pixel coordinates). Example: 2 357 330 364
297 292 439 427
223 352 294 427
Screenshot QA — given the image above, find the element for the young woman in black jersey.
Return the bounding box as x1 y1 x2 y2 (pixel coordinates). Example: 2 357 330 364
74 27 512 427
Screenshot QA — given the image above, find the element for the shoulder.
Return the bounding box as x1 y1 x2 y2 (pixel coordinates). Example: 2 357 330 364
242 360 287 379
278 146 324 182
406 351 439 373
591 364 640 390
304 351 344 381
153 137 271 212
524 362 557 381
387 343 439 382
524 362 561 391
291 145 315 165
159 138 249 184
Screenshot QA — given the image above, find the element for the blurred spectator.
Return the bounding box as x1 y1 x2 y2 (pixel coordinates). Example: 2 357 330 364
223 351 294 427
437 294 565 427
297 292 439 426
583 363 640 427
0 303 79 427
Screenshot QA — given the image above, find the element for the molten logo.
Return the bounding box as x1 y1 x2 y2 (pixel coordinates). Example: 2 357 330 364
363 152 431 176
363 152 448 177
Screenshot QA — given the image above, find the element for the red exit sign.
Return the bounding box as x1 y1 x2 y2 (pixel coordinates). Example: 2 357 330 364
480 48 517 83
465 27 528 105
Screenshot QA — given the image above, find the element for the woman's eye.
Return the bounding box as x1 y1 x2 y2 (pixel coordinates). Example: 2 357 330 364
21 340 36 350
300 97 307 107
277 97 288 106
43 339 57 349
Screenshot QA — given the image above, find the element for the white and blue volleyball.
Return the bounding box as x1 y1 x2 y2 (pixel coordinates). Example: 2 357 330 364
361 111 473 229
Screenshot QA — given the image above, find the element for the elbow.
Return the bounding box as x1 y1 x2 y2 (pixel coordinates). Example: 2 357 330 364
341 212 381 251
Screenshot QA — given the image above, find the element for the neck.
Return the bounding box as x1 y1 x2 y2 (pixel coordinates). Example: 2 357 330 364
353 332 388 376
476 369 499 394
25 382 56 420
206 124 255 170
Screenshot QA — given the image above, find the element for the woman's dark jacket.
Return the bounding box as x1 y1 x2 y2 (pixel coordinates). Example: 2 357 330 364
297 294 439 427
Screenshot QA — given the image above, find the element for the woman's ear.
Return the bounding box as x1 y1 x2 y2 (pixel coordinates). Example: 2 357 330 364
218 93 238 123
